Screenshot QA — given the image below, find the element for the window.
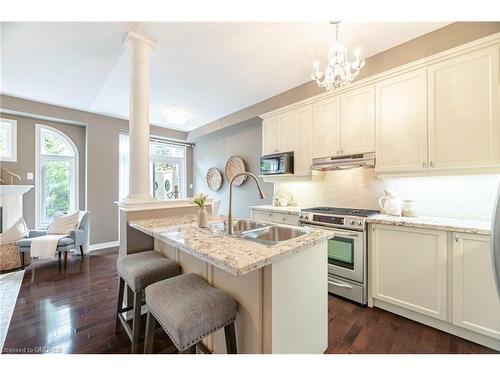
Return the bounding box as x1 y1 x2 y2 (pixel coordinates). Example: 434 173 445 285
119 134 187 201
36 125 78 227
0 118 17 162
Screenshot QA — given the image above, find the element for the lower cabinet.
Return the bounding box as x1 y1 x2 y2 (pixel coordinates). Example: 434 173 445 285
251 210 273 223
452 233 500 340
370 224 500 349
251 209 299 226
370 225 448 321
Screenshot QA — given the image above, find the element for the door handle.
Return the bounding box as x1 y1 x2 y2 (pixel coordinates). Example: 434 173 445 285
328 280 353 289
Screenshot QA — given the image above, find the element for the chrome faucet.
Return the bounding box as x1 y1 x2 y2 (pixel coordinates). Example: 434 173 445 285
227 172 266 235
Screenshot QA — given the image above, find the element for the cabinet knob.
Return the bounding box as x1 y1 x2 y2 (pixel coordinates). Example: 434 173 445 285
455 234 459 242
422 161 427 168
430 161 434 168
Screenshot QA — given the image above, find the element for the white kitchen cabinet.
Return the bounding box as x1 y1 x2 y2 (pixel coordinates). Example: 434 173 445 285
452 233 500 340
340 86 375 155
251 210 273 223
294 105 313 175
277 112 295 153
312 96 341 159
371 224 448 321
428 46 500 170
375 69 428 173
262 112 295 156
272 212 299 226
262 117 278 156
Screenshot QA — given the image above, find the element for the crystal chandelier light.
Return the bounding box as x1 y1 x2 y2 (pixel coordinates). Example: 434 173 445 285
311 21 365 91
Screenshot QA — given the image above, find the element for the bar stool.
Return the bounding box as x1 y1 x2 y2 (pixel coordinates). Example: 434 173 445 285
115 250 180 353
144 273 237 354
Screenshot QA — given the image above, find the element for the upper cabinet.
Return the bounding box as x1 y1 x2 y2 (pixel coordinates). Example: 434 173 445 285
261 35 500 178
312 96 340 159
428 46 500 170
294 105 313 175
375 69 428 173
340 86 375 155
262 112 295 155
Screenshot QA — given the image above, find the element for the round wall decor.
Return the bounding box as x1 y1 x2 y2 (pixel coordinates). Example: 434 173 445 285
225 156 247 187
206 167 223 191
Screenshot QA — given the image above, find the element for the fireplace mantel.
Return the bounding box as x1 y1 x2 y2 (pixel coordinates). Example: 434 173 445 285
0 184 34 232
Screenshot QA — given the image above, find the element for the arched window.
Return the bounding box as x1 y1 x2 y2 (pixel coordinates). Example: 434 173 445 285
36 124 78 227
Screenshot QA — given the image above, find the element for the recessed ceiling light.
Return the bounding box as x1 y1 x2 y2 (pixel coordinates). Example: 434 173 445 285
165 108 191 126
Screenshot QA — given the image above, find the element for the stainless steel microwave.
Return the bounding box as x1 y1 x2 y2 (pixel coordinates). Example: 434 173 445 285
260 152 294 175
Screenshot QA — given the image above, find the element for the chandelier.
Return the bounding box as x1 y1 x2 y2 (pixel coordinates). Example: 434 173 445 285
311 21 365 91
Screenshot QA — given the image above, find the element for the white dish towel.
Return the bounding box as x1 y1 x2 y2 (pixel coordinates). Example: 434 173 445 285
29 235 67 259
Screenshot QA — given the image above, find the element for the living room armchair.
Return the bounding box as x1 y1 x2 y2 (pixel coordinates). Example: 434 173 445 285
16 211 90 269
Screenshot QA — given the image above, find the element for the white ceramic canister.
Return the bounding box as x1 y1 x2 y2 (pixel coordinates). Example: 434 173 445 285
401 200 419 217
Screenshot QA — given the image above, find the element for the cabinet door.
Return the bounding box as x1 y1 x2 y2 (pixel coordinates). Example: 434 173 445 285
340 85 375 154
277 112 295 153
371 225 448 320
262 118 278 156
251 210 273 223
452 233 500 340
428 46 500 170
312 96 341 159
294 105 313 175
375 69 428 173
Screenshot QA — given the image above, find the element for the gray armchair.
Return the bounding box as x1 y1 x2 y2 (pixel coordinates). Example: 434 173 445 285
16 211 90 269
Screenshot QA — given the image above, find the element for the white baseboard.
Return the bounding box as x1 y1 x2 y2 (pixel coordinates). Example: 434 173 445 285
88 241 119 252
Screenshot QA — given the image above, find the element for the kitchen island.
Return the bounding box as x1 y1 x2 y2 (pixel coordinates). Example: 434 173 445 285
129 215 332 354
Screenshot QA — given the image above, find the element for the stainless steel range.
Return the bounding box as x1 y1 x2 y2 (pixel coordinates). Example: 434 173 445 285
299 207 379 305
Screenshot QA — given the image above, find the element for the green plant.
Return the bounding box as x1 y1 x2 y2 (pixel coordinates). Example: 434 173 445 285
192 193 208 208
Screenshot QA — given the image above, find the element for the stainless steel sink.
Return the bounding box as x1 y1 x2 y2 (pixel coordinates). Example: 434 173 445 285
209 219 270 235
242 225 309 245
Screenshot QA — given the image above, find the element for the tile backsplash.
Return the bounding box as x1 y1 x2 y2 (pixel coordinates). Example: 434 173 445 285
274 169 500 220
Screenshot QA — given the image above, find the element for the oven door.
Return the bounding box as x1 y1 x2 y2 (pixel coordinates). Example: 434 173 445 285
326 228 364 283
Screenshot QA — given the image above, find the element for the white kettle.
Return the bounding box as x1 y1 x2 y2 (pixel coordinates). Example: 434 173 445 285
378 188 402 216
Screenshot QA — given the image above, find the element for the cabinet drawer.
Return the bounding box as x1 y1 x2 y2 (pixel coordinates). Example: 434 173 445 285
272 213 299 226
251 210 273 223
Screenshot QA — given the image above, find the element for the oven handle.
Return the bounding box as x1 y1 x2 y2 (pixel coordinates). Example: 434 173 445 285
328 279 353 289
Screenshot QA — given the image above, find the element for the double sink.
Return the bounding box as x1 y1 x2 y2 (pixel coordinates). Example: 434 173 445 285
209 219 309 246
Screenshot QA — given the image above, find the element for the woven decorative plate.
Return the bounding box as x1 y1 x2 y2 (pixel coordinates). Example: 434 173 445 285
225 156 247 187
206 167 223 191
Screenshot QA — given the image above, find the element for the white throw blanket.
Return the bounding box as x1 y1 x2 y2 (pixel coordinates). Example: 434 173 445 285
30 235 67 259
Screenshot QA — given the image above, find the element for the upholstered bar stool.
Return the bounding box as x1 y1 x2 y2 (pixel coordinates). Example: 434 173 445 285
116 250 180 353
144 273 237 354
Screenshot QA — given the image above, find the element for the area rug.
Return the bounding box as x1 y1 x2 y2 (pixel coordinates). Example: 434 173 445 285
0 270 24 352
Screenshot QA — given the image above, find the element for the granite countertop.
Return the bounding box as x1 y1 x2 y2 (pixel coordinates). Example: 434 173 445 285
129 215 332 276
249 205 302 215
367 214 491 235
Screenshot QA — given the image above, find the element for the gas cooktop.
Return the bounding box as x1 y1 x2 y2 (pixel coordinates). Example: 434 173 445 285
301 207 380 217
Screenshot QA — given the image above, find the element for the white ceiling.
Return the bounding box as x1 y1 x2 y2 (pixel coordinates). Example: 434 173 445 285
0 22 450 131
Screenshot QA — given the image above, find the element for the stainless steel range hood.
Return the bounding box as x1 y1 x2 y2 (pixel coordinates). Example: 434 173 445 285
311 152 375 171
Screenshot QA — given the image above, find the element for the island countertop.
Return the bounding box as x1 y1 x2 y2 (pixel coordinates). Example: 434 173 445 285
129 215 332 276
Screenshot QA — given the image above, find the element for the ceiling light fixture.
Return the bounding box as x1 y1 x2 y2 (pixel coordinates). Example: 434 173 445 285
165 108 191 126
311 21 365 91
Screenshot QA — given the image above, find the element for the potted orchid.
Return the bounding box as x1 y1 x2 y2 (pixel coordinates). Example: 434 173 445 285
193 193 209 228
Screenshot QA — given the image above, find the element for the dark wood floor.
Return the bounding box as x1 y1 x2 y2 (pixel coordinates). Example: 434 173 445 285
3 248 497 354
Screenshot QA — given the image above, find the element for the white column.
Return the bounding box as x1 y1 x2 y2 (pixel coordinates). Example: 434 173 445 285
123 32 156 204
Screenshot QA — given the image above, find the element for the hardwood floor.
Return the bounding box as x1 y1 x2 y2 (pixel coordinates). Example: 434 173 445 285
2 248 496 354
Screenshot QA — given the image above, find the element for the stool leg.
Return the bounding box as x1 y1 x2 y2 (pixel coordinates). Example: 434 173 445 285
115 277 125 333
19 252 25 270
144 310 156 354
80 245 84 258
131 290 142 354
58 251 62 261
224 322 237 354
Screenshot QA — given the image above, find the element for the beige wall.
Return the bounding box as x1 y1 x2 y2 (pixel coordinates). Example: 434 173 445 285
0 114 86 229
188 21 500 140
0 95 187 245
